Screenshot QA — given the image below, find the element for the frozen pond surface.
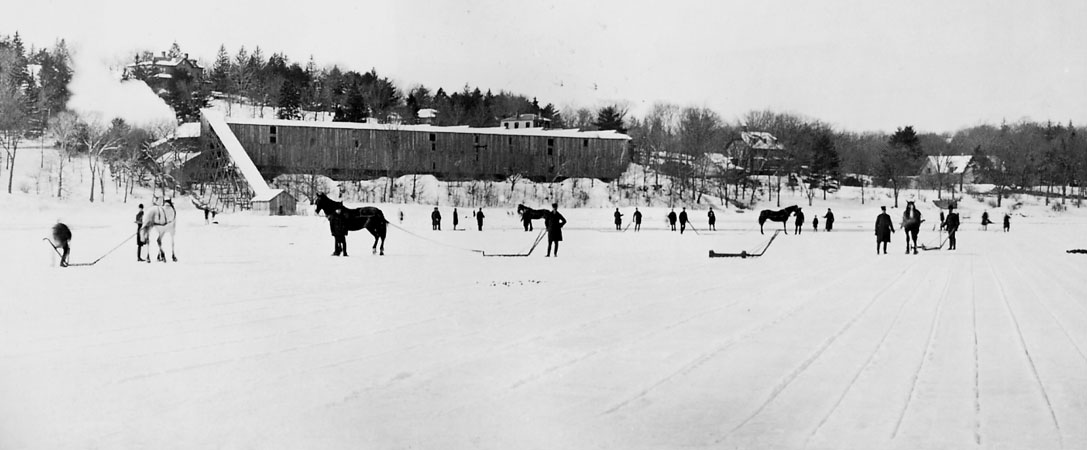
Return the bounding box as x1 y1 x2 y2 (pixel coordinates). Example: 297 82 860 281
2 198 1085 449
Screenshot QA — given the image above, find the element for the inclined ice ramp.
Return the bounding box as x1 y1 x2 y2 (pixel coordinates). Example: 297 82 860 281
201 109 272 196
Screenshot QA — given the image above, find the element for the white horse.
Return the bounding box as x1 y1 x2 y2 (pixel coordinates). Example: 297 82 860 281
141 199 178 262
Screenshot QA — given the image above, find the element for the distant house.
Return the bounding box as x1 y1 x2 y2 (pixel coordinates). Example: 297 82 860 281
251 189 296 216
919 154 983 184
501 114 551 130
417 108 438 125
123 52 204 95
724 131 787 175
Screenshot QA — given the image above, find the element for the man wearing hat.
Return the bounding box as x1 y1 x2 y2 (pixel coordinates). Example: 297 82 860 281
545 203 567 257
874 206 895 254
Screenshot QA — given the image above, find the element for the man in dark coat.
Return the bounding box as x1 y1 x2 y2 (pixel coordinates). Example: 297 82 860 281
614 208 623 230
431 207 441 230
667 209 677 231
452 208 459 230
794 207 805 235
813 217 818 232
633 208 643 231
707 209 716 231
678 207 689 234
476 208 485 231
330 208 349 256
1003 213 1010 232
545 203 566 257
824 208 835 231
875 206 895 254
944 207 961 250
135 204 146 261
981 211 992 230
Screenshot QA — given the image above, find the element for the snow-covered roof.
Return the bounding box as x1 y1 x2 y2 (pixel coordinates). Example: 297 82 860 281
741 131 784 150
125 57 203 71
224 116 631 140
252 189 293 202
175 122 201 139
923 155 974 174
417 108 438 119
155 150 202 167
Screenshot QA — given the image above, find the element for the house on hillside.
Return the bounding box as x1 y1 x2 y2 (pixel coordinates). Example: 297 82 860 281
918 154 1001 191
123 52 204 95
724 131 787 175
501 114 551 130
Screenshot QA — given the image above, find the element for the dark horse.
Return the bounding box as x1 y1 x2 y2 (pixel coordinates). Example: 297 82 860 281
758 205 800 235
314 193 388 255
902 201 923 254
516 204 550 231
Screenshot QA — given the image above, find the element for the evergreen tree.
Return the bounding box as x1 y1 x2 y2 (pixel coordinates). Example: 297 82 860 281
210 44 233 94
167 41 183 59
593 105 628 134
880 126 924 207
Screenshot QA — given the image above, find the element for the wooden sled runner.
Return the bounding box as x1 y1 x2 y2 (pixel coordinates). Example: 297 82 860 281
709 230 781 258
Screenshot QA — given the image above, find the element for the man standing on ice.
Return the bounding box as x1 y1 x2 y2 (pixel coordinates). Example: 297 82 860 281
452 208 460 230
794 207 805 235
707 209 716 231
614 208 623 230
944 206 961 250
431 207 441 230
1003 213 1011 232
875 206 895 254
545 203 566 257
330 208 349 256
135 204 146 261
679 207 689 234
633 208 642 231
813 216 818 232
476 208 485 231
824 208 835 231
667 209 677 231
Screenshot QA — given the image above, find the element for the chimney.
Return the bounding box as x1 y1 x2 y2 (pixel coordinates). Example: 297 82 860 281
161 51 166 58
184 53 189 60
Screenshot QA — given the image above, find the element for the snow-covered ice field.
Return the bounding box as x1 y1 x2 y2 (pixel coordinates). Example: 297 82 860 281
2 190 1086 449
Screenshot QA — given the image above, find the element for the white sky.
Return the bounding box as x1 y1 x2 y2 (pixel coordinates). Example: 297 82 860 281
4 0 1086 133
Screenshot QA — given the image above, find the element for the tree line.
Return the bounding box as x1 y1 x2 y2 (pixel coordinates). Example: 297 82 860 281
3 32 1085 208
625 105 1086 208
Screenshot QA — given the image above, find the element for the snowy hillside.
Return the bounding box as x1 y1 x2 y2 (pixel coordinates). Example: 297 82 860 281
2 142 1086 450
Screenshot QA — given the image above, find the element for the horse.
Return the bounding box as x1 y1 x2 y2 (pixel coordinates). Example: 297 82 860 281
51 222 72 267
314 193 387 255
758 205 800 235
901 201 923 254
141 199 178 262
516 204 550 231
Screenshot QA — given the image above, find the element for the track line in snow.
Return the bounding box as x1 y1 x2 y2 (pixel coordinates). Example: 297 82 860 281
597 260 860 417
890 262 955 439
716 257 922 442
806 263 938 442
1002 256 1087 366
971 260 981 446
985 259 1064 448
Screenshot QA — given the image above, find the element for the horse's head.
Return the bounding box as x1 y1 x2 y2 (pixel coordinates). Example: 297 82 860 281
313 193 331 215
516 204 526 216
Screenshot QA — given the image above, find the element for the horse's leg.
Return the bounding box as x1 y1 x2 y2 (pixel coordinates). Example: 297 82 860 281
157 233 166 262
170 230 177 262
